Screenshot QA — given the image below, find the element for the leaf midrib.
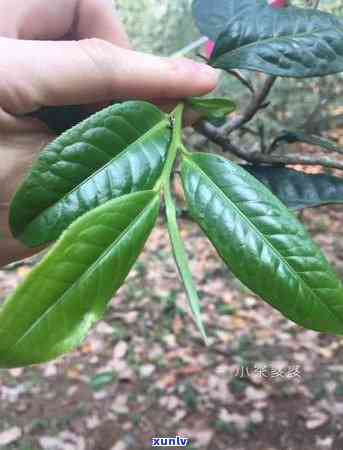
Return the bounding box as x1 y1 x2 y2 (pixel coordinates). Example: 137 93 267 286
186 157 342 324
21 118 168 236
8 195 158 354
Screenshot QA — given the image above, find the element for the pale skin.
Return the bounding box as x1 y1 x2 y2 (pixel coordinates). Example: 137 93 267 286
0 0 218 267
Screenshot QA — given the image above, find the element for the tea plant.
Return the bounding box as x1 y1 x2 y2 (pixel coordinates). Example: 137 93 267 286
1 0 343 367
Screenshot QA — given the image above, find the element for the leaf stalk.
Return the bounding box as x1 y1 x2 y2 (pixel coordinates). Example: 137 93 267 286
154 102 185 192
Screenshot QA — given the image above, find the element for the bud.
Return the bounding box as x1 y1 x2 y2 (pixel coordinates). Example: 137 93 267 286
268 0 287 8
204 40 215 59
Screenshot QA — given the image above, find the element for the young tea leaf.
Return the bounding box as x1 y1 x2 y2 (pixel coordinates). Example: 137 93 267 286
187 97 236 120
164 182 208 343
10 101 171 247
245 165 343 210
182 153 343 334
210 5 343 78
0 191 160 368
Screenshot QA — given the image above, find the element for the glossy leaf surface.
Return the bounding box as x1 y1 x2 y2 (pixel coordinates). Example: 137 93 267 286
245 165 343 210
182 153 343 333
187 97 236 120
10 102 170 247
210 5 343 78
0 191 159 368
192 0 266 41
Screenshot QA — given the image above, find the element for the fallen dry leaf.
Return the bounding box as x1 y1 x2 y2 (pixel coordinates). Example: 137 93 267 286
0 427 22 446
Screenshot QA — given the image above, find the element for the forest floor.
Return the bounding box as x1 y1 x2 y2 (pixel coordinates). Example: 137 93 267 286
0 200 343 450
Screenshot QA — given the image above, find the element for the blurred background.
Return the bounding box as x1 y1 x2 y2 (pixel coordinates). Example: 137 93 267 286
0 1 343 449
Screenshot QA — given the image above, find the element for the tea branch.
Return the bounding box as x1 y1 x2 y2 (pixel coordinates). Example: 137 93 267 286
196 65 343 171
197 120 343 171
224 75 277 134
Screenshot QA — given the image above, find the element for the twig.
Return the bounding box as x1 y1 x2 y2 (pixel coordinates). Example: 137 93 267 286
227 70 255 94
224 75 277 134
270 131 343 156
197 121 343 171
308 0 320 8
239 126 259 137
171 37 208 58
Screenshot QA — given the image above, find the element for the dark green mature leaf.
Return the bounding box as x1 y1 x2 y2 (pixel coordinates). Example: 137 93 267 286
192 0 266 41
245 165 343 210
182 153 343 334
210 5 343 78
187 97 236 120
0 191 159 368
10 101 171 247
272 130 343 155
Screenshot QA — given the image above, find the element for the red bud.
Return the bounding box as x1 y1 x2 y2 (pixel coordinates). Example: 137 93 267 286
268 0 286 8
204 40 215 58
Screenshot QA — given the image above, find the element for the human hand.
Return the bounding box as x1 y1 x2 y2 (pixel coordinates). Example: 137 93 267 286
0 0 218 266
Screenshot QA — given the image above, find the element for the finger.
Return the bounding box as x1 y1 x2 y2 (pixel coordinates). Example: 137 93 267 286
0 232 44 267
0 0 78 39
0 123 54 266
0 38 219 114
0 0 130 47
75 0 130 48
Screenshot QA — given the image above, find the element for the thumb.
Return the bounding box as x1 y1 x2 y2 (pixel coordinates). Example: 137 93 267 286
0 37 219 114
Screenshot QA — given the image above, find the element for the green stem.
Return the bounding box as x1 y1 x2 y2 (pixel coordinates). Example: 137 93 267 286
158 103 207 343
154 103 184 192
152 102 207 341
180 142 192 157
164 177 208 344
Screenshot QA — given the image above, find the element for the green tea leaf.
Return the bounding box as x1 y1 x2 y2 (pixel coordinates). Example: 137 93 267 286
210 5 343 78
10 101 171 247
245 165 343 210
187 97 236 120
192 0 266 41
0 191 159 368
182 153 343 334
164 182 207 343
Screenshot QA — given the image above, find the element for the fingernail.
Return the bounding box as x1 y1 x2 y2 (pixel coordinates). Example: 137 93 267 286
197 63 220 84
179 58 220 85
